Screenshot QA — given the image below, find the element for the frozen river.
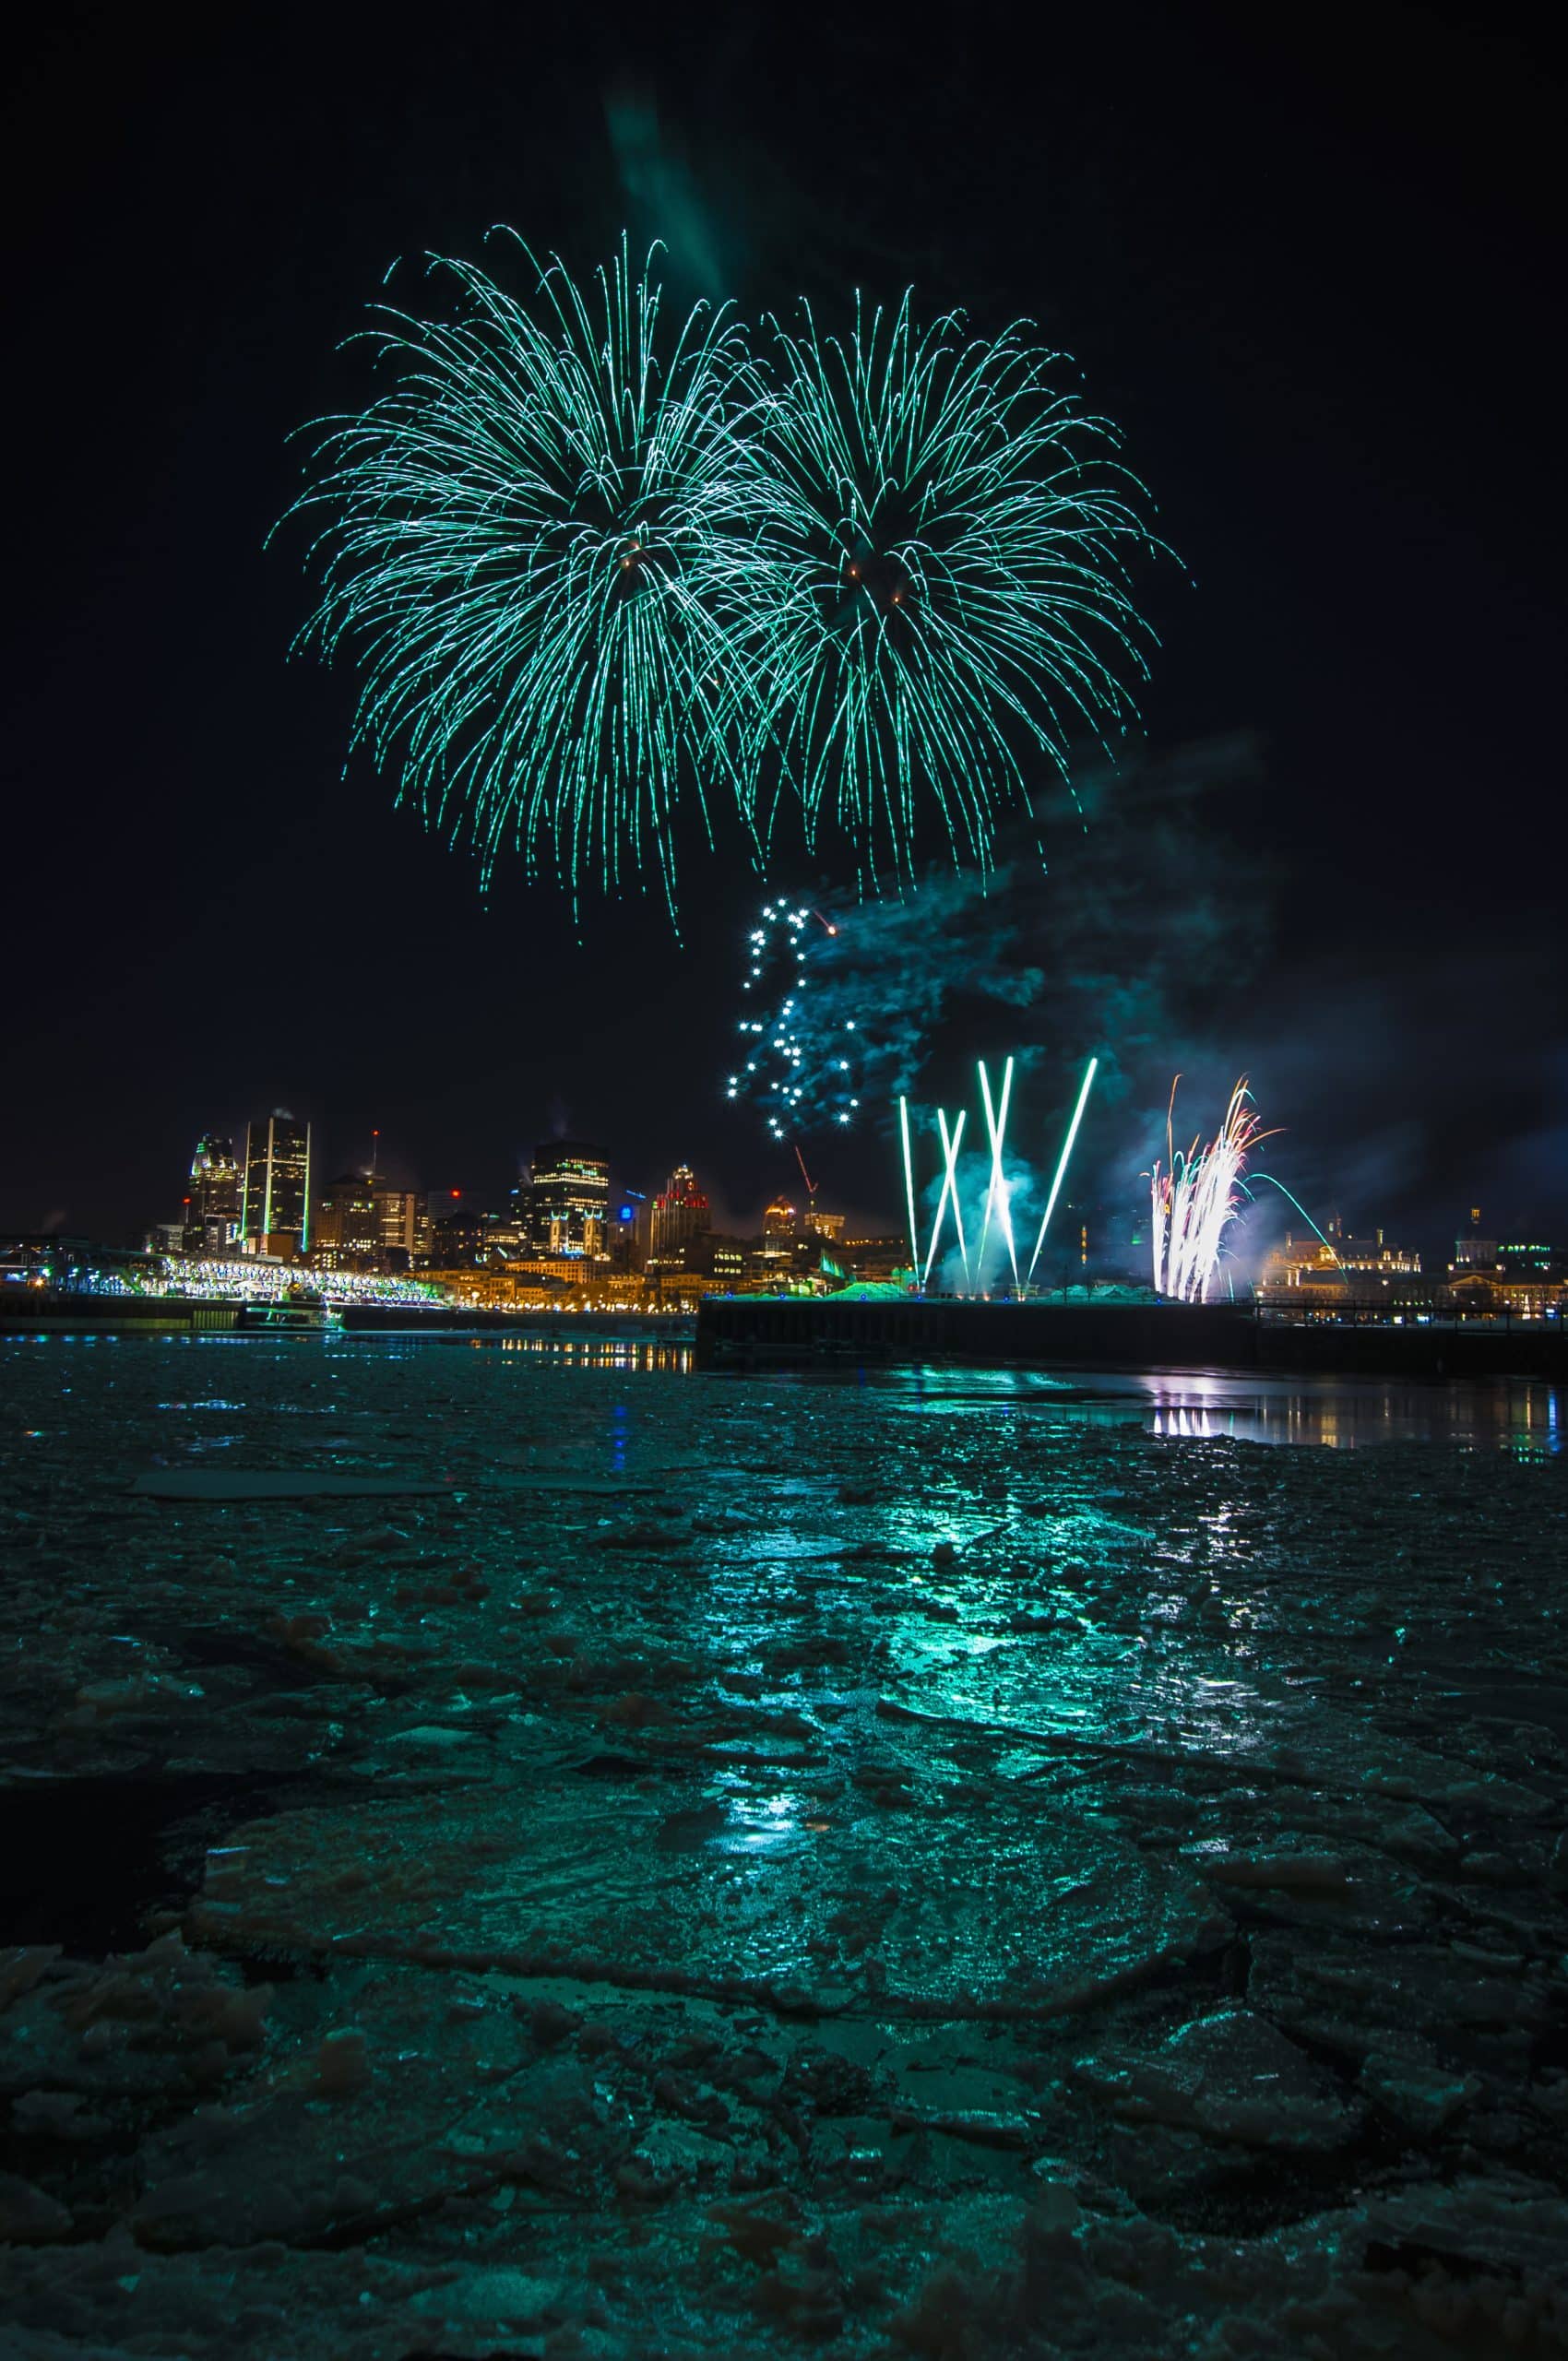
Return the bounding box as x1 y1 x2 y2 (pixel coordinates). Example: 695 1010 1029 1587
2 1334 1566 2357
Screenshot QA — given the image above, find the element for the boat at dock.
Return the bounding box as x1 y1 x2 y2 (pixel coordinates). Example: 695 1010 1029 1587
237 1287 336 1334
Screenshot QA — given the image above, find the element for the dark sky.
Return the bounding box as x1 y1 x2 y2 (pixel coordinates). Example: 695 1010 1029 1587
4 2 1562 1252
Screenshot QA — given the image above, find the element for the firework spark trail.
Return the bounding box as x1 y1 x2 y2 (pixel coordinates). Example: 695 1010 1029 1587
898 1097 920 1277
922 1108 970 1288
737 293 1166 880
1247 1174 1345 1269
976 1058 1019 1290
727 898 861 1138
1149 1077 1273 1300
1024 1055 1099 1290
280 234 766 913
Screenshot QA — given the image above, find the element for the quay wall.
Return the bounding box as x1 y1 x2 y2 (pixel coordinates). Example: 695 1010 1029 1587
695 1295 1568 1380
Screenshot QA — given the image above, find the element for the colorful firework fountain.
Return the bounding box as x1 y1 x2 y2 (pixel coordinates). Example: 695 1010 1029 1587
1148 1076 1273 1301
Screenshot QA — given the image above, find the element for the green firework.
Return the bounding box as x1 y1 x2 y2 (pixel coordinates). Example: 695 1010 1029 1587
280 234 763 909
739 292 1166 876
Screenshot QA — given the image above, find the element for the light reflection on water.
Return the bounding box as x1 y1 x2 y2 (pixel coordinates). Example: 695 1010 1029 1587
302 1334 1568 1451
861 1365 1562 1453
16 1329 1558 1451
410 1334 1559 1452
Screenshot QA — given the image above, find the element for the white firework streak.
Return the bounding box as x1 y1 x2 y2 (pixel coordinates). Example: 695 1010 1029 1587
1149 1077 1273 1302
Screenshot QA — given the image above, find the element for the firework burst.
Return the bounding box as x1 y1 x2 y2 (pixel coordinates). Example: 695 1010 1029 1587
1149 1077 1273 1301
280 234 762 909
738 293 1166 878
726 899 861 1141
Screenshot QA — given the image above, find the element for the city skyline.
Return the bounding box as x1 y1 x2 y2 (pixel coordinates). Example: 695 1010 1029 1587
106 1099 1565 1288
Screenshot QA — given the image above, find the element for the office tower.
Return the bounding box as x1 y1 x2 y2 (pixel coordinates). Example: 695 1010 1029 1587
648 1165 711 1269
184 1133 241 1254
313 1171 381 1267
241 1110 312 1257
763 1196 798 1238
523 1141 610 1257
373 1184 424 1270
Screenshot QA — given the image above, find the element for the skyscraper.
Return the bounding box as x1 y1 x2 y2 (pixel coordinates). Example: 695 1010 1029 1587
183 1133 241 1254
373 1183 425 1269
312 1171 379 1267
648 1165 711 1270
242 1110 312 1257
522 1142 610 1257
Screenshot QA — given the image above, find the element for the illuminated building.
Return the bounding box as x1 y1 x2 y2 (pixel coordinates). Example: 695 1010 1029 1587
764 1197 798 1238
184 1134 241 1254
374 1183 425 1269
745 1235 805 1287
241 1110 311 1258
2 1236 96 1289
426 1207 488 1267
1444 1219 1566 1315
805 1208 846 1242
1263 1217 1420 1295
313 1171 381 1269
647 1231 747 1292
1454 1207 1497 1269
841 1235 908 1283
522 1141 610 1257
647 1165 710 1271
1448 1267 1567 1317
609 1194 645 1272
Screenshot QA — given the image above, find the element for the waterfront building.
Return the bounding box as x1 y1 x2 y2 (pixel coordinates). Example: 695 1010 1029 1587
1263 1218 1420 1295
647 1231 746 1290
841 1235 909 1284
241 1110 311 1258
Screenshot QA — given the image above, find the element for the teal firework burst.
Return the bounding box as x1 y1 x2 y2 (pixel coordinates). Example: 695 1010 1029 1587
740 294 1166 877
280 235 762 909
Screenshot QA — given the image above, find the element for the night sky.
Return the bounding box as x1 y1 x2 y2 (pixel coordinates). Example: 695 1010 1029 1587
5 3 1562 1252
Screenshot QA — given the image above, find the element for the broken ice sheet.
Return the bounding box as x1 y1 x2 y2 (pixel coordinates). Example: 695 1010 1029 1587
3 1334 1567 2357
